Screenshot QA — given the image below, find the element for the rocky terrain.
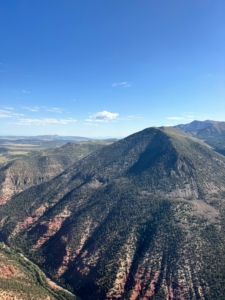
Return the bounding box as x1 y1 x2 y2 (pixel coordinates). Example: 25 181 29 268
0 126 225 299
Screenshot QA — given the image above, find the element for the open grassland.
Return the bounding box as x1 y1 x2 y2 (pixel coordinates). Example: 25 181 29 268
0 149 33 169
0 139 114 169
2 143 39 147
7 151 30 155
0 141 66 169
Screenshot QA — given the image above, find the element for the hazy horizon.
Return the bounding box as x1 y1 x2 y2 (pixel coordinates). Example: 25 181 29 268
0 119 222 139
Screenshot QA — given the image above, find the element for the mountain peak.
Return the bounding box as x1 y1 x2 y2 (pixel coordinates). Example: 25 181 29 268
174 119 219 132
1 126 225 299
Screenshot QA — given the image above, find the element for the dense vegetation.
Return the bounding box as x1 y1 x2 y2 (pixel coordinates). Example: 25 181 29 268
0 127 225 299
174 120 225 156
174 120 218 133
188 122 225 156
0 242 77 299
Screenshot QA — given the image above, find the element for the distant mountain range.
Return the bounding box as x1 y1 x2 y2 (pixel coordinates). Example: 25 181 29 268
0 135 91 142
1 126 225 299
175 120 225 155
174 119 219 132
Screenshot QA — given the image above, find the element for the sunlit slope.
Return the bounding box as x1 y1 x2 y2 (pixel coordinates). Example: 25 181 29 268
0 127 225 299
188 121 225 156
174 120 218 132
0 243 77 300
0 135 92 169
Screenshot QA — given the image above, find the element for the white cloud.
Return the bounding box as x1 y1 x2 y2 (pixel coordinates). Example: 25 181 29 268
46 107 63 113
112 82 131 88
87 111 119 123
167 114 196 122
58 118 76 124
180 112 196 118
126 114 142 120
3 106 14 110
22 106 39 112
9 118 76 126
22 90 31 94
20 106 64 113
94 111 119 120
0 109 24 118
83 123 99 126
166 117 184 120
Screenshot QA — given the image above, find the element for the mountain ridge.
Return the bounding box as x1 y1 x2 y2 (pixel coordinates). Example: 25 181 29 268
174 120 219 132
187 121 225 156
1 126 225 299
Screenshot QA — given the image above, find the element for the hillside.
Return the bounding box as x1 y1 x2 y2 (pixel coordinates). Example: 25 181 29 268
0 243 77 300
0 140 111 204
174 120 218 132
0 135 95 169
0 127 225 299
188 122 225 155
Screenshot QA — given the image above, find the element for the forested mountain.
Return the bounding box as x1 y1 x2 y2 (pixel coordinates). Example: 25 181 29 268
0 140 111 204
174 120 218 132
187 122 225 156
0 127 225 299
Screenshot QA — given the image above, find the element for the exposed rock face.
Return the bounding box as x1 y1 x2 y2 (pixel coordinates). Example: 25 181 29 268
33 217 68 248
0 127 225 299
0 195 9 205
0 261 18 278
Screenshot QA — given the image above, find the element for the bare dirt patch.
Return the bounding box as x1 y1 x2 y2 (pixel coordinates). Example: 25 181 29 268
0 262 18 278
189 199 219 222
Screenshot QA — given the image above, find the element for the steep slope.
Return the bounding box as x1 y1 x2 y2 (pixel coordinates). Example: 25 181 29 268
159 126 189 137
0 243 77 300
188 122 225 156
0 140 110 204
174 120 218 132
0 127 225 299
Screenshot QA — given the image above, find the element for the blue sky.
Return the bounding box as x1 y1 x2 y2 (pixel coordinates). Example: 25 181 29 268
0 0 224 137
